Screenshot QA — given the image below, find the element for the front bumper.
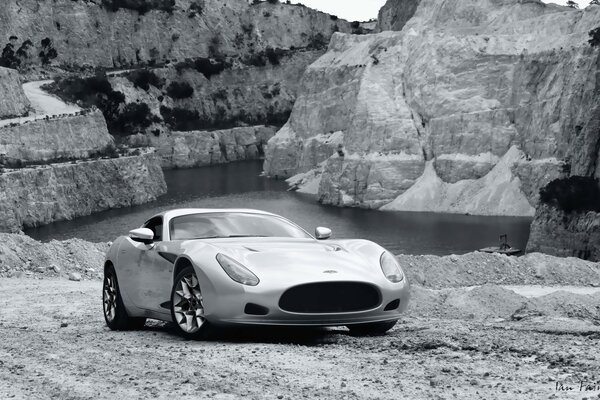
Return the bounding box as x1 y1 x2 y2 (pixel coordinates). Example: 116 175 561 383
199 275 411 327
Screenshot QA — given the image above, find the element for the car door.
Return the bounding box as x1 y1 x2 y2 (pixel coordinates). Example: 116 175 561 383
135 217 176 313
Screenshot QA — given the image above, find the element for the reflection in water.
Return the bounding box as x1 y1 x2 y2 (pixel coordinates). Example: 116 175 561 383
25 161 532 255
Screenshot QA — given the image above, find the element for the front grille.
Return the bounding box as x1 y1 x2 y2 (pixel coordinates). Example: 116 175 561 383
279 282 381 313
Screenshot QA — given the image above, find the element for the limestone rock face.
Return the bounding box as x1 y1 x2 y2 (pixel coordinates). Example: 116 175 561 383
0 0 351 68
153 125 277 168
527 204 600 261
377 0 421 32
0 152 166 232
264 0 600 215
0 67 30 119
0 110 113 163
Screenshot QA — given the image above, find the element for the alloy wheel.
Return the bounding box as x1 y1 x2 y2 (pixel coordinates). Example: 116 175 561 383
173 273 205 334
103 274 118 322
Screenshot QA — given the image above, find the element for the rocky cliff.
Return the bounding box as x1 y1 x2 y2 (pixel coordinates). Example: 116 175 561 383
106 49 320 141
527 204 600 260
0 67 30 118
0 110 113 163
0 0 350 68
153 125 277 168
0 151 166 232
264 0 600 216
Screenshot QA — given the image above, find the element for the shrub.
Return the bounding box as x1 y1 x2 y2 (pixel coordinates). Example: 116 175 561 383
350 21 360 29
39 37 58 65
46 74 160 136
0 43 19 69
307 33 328 49
208 35 222 58
566 0 579 7
265 47 282 65
189 0 203 15
244 52 267 67
267 0 278 3
539 176 600 213
330 15 338 21
166 81 194 99
110 102 160 135
126 69 163 91
590 27 600 47
175 57 230 79
160 106 205 131
101 0 175 14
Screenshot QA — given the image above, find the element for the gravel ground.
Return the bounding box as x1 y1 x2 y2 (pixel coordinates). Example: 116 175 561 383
1 234 600 399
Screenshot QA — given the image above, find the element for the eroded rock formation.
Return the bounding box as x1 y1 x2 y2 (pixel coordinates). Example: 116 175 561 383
0 67 30 118
0 0 350 68
0 151 166 232
138 125 277 168
264 0 600 216
0 110 113 163
527 204 600 260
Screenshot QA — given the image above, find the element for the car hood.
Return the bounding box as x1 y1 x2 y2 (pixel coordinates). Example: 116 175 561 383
201 238 381 283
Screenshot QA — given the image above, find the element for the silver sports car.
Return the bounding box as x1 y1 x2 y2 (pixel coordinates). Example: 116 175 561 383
103 208 410 339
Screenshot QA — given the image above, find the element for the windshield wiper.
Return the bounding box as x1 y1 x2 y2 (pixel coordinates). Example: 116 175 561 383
224 235 268 238
192 235 268 239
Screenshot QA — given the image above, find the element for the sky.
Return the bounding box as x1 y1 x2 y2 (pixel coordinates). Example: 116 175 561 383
289 0 590 22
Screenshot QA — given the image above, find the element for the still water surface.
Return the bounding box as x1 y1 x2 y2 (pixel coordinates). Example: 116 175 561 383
26 161 532 255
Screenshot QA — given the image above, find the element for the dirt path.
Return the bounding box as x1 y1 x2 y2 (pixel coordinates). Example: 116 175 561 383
0 80 81 128
1 278 599 400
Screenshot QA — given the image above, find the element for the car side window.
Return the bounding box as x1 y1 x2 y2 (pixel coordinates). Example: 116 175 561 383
143 217 163 242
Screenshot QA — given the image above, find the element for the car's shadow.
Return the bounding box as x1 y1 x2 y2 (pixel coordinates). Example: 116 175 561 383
141 320 371 346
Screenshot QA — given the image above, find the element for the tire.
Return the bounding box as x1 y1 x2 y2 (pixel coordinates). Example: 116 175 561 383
347 320 397 336
170 266 212 340
103 265 146 331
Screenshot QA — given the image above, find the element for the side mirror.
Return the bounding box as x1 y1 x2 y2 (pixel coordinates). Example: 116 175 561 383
129 228 154 245
315 227 332 240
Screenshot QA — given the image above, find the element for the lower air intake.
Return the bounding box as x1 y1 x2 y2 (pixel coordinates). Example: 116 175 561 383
279 282 381 313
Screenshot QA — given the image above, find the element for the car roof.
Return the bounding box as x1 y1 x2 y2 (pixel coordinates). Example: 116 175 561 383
150 208 278 222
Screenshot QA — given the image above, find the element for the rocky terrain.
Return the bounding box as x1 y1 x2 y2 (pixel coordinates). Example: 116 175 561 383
1 233 600 398
0 0 351 68
264 0 600 217
0 67 31 118
0 67 167 233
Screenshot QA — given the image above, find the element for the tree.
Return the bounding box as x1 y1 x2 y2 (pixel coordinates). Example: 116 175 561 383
39 37 58 65
590 27 600 47
566 0 579 8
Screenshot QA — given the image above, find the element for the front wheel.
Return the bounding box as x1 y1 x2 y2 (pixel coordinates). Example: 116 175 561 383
170 266 212 340
103 265 146 330
347 320 397 336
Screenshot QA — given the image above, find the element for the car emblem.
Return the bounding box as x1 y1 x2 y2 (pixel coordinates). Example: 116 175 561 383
323 270 338 274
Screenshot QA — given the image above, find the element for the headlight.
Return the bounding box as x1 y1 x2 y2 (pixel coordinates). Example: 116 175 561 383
216 253 259 286
380 251 404 283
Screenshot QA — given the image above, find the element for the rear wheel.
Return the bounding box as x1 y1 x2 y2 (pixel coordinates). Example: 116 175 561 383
347 320 397 336
170 266 212 340
103 265 146 330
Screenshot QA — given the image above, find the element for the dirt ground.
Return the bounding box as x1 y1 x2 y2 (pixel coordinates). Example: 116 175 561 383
1 234 600 399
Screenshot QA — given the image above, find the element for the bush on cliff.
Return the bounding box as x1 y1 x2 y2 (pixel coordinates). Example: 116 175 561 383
174 57 230 79
166 81 194 99
540 176 600 213
46 75 159 136
39 37 58 65
110 102 160 135
101 0 175 14
160 106 204 131
590 27 600 47
126 69 164 91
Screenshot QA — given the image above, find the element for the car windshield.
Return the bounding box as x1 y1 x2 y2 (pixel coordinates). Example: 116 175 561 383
169 212 312 240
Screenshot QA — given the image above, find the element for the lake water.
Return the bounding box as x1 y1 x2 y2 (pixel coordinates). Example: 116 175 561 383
25 161 533 255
